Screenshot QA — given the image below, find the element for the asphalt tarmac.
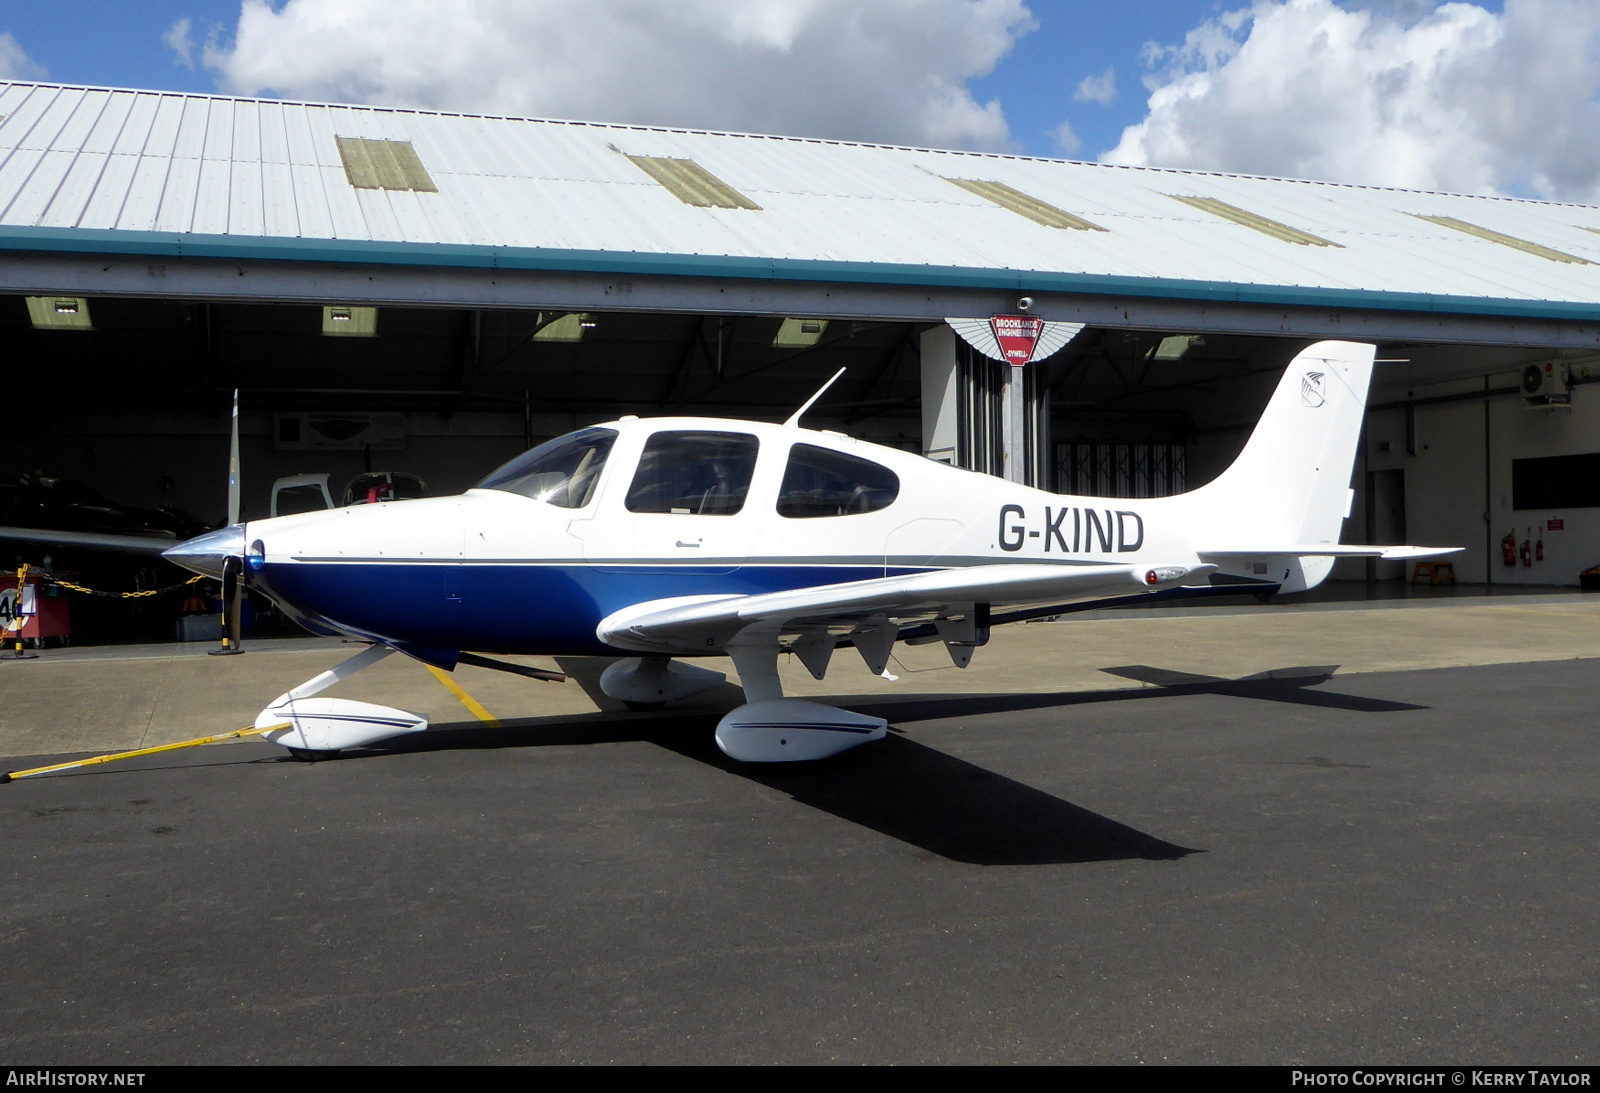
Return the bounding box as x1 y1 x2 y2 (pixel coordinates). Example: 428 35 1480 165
2 608 1597 1064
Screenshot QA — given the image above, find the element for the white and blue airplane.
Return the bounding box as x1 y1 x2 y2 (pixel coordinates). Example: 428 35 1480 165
11 339 1451 762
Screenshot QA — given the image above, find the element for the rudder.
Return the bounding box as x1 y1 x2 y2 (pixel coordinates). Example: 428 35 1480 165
1188 340 1375 548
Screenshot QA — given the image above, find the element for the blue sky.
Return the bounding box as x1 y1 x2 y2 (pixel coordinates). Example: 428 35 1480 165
6 0 1582 202
4 1 1255 160
970 1 1244 157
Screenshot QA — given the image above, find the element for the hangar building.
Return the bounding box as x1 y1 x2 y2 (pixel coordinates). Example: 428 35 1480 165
5 79 1600 640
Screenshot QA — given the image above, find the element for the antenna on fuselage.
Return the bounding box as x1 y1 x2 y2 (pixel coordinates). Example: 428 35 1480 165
783 367 846 428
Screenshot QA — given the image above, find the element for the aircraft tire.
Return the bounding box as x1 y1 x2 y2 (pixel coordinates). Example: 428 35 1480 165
287 747 340 762
622 701 665 711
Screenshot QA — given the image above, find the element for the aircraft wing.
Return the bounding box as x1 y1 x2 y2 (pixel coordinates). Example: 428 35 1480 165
1198 544 1461 560
597 561 1213 653
0 525 179 555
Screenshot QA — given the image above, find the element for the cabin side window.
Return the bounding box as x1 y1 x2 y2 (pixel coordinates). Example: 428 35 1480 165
777 443 899 518
475 428 616 508
626 430 760 515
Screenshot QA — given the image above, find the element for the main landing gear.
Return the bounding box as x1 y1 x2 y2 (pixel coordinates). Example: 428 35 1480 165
256 645 890 765
600 648 888 763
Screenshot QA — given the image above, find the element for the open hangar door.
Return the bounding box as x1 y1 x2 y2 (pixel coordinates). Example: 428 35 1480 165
1355 341 1600 588
8 286 1592 650
1032 331 1600 590
2 293 928 644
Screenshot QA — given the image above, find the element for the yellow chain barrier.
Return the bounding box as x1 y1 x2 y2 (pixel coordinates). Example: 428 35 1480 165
36 572 206 599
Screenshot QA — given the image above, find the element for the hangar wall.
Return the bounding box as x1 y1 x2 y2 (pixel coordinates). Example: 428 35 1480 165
1364 375 1600 587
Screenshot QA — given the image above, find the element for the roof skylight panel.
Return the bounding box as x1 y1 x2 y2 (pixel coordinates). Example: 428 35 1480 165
941 176 1107 231
335 136 438 192
624 154 761 210
1166 194 1341 247
1413 214 1592 265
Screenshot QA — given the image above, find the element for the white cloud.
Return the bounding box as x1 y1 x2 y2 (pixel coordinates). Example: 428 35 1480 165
0 33 46 80
201 0 1035 152
1103 0 1600 202
164 18 196 71
1073 66 1115 105
1051 119 1081 155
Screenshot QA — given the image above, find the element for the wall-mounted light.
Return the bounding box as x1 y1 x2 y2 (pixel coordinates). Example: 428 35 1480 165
1149 334 1203 360
532 313 593 341
322 305 378 336
25 296 92 330
773 317 828 347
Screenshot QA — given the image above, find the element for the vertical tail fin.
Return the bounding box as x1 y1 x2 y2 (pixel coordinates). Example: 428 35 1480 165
1183 340 1375 589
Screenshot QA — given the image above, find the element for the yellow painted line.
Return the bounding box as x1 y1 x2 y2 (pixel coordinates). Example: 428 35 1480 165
3 723 290 782
426 664 503 727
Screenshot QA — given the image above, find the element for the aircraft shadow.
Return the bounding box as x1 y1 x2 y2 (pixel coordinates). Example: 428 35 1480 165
367 659 1422 865
374 706 1197 867
652 728 1199 866
833 664 1429 724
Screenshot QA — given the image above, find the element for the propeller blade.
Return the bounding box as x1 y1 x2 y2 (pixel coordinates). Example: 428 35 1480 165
208 553 244 656
226 388 241 528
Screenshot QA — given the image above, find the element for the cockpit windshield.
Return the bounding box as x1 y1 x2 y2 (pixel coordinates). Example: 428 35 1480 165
475 428 617 508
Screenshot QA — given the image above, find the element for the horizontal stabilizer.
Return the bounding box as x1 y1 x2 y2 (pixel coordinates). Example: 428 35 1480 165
1199 544 1461 560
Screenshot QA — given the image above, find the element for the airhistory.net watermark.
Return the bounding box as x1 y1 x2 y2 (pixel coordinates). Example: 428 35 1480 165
4 1073 145 1087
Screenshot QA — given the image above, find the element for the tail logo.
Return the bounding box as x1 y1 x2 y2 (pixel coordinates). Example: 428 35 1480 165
1300 371 1327 408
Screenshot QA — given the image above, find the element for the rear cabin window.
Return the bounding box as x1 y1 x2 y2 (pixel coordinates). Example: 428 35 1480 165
626 430 759 515
475 427 616 508
778 443 899 518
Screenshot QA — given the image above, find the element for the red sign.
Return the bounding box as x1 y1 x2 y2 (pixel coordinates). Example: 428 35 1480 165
1549 519 1564 530
990 314 1044 366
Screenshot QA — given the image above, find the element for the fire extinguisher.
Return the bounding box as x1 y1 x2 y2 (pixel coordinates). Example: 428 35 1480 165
1502 530 1517 566
1536 525 1545 563
1522 528 1532 567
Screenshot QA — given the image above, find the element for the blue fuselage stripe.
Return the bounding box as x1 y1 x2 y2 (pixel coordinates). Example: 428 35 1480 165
253 561 923 655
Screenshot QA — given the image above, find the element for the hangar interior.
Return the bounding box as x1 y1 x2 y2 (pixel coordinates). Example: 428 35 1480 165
7 292 1592 615
6 79 1600 644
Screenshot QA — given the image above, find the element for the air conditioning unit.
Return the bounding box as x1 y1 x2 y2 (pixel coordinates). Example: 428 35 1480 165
1521 361 1571 407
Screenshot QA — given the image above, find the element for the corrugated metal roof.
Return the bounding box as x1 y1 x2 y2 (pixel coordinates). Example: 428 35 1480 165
5 79 1600 314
